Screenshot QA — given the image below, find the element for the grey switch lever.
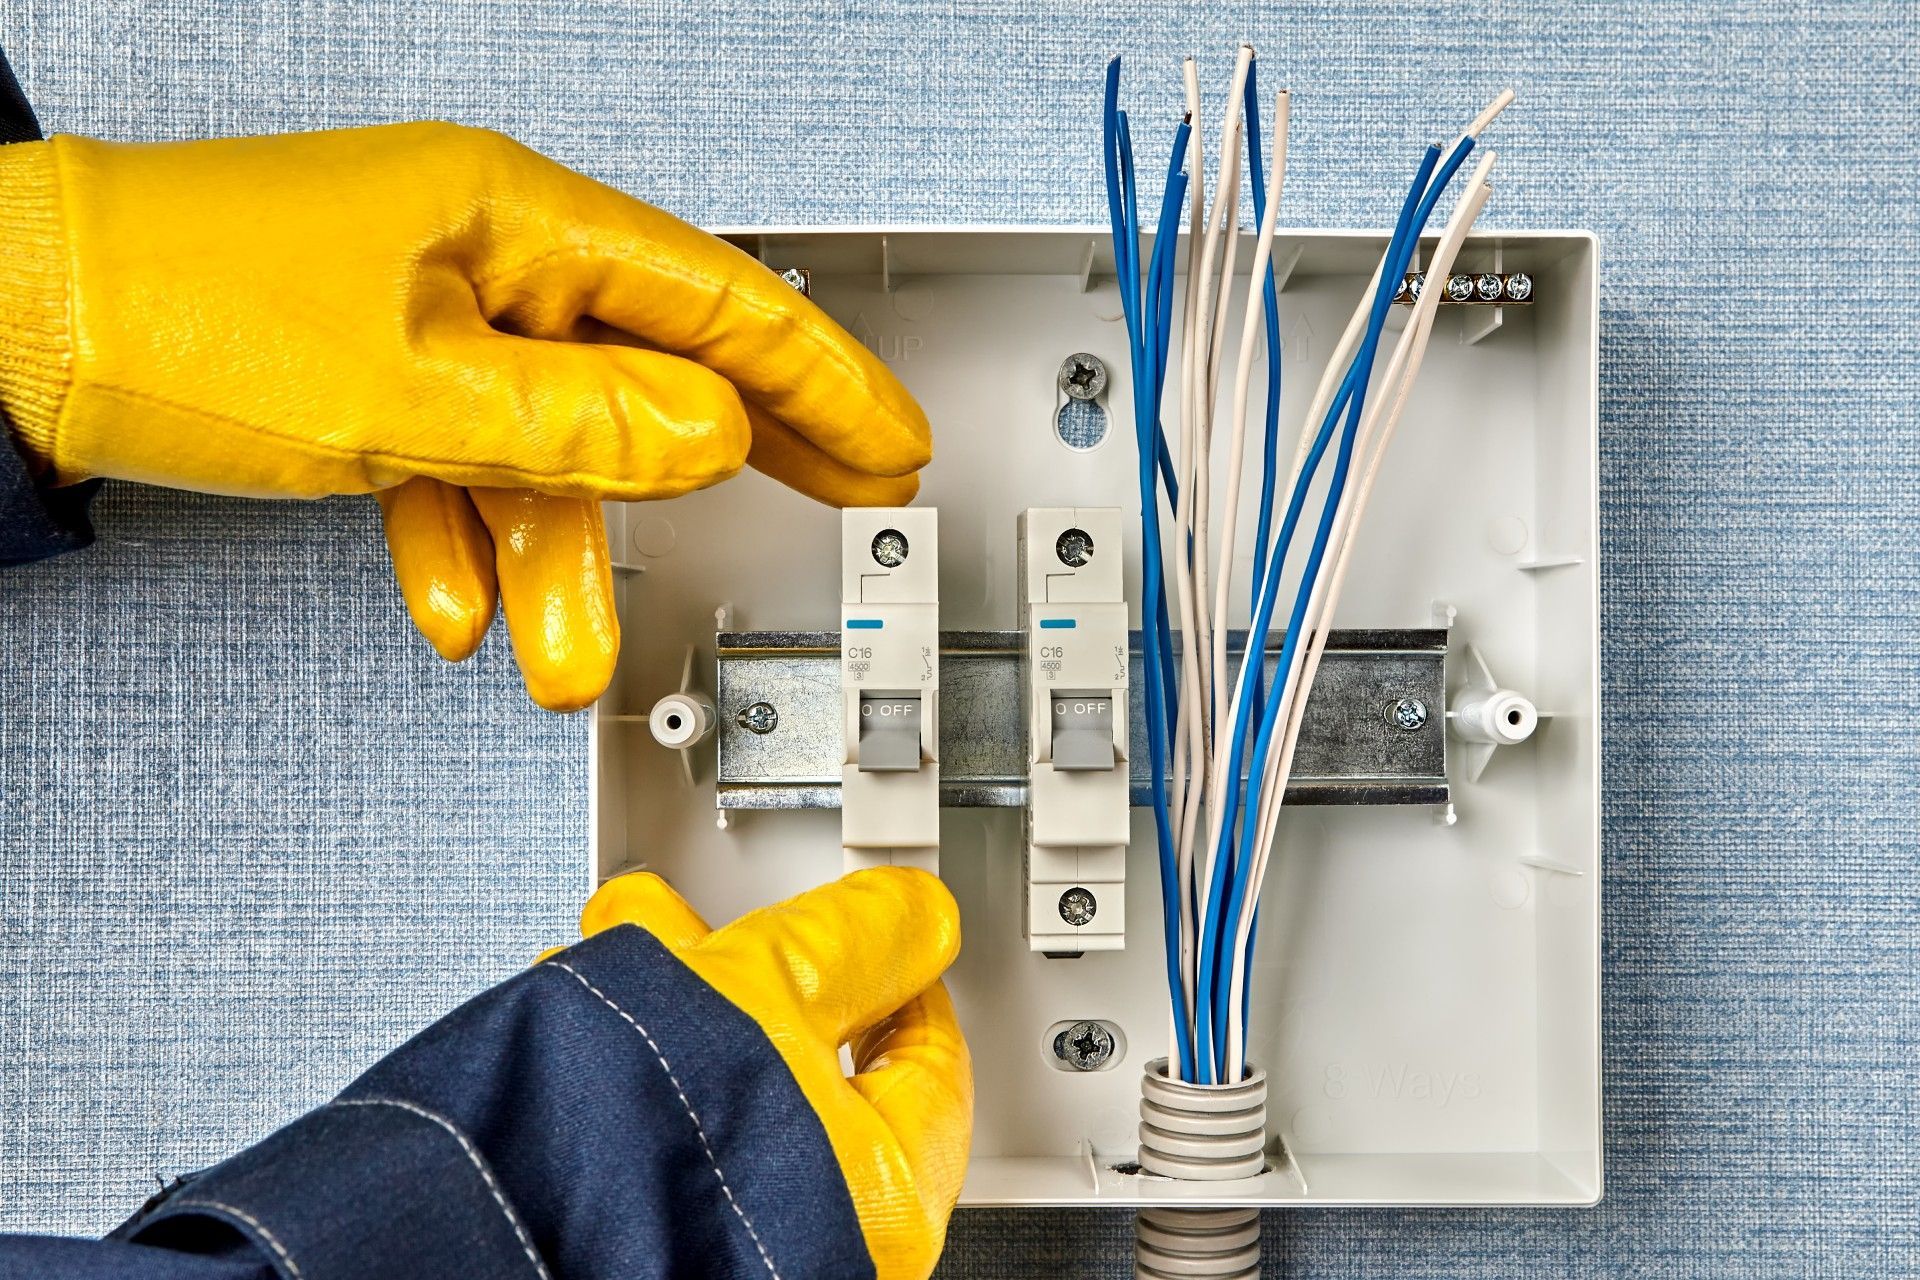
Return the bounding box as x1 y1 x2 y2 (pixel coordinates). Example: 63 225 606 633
857 692 924 772
1050 691 1116 771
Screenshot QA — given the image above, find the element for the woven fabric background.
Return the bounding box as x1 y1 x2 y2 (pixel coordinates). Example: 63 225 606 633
0 1 1914 1275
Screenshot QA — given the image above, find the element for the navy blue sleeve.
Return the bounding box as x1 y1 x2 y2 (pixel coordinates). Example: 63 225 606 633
0 43 104 568
0 926 874 1280
0 436 100 565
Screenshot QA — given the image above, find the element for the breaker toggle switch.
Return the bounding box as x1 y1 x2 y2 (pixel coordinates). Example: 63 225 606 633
1050 692 1117 771
841 507 940 874
857 692 925 772
1019 507 1129 954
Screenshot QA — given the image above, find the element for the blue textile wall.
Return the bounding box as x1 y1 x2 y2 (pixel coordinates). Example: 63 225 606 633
1 2 1914 1275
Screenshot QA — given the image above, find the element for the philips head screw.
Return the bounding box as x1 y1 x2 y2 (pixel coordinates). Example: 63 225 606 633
1057 353 1108 401
1407 272 1425 300
1054 1021 1116 1072
1388 697 1429 732
1056 528 1094 568
1447 273 1475 302
1504 272 1533 302
1476 273 1503 301
1395 274 1414 302
870 528 909 568
1058 887 1097 926
736 702 779 735
777 267 810 297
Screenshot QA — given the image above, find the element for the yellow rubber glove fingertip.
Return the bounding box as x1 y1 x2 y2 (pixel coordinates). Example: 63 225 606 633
468 488 619 713
842 866 963 971
518 640 618 713
377 479 499 662
580 871 713 949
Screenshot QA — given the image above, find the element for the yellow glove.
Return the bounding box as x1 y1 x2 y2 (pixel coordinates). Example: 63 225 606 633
571 867 972 1280
0 123 930 710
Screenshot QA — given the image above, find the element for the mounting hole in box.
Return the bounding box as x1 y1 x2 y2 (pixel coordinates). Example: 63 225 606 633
1054 398 1109 451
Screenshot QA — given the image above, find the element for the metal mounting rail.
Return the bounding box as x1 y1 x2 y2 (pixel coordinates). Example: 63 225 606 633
714 629 1448 810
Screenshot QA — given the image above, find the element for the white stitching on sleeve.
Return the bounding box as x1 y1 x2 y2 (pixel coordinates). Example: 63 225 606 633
331 1097 553 1280
166 1198 304 1279
550 959 784 1280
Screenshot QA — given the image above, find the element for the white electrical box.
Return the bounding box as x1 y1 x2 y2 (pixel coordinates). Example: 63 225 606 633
592 227 1601 1208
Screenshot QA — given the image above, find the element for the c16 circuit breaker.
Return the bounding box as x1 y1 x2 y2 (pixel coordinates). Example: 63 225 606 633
1020 508 1130 954
840 507 940 874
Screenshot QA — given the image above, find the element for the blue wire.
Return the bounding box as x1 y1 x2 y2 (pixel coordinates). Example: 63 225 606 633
1242 64 1282 734
1239 60 1283 1041
1124 112 1180 749
1146 149 1197 1082
1105 58 1196 1081
1138 127 1188 755
1146 131 1191 792
1150 158 1198 1078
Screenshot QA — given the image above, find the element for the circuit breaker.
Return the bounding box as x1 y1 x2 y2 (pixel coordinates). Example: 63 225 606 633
840 507 940 873
1020 508 1130 952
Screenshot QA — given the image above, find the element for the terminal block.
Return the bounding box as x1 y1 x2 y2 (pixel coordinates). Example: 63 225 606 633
840 508 940 873
1019 508 1129 953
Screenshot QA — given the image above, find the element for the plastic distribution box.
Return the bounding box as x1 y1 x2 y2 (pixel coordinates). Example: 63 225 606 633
589 227 1601 1208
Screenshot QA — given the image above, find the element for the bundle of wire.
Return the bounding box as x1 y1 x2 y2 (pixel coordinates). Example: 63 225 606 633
1103 47 1512 1086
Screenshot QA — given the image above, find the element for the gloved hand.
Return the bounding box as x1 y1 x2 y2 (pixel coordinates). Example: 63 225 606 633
0 123 930 710
570 867 972 1280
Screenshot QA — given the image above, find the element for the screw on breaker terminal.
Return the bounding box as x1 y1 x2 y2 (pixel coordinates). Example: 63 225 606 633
1058 887 1097 927
1055 527 1094 568
870 528 909 568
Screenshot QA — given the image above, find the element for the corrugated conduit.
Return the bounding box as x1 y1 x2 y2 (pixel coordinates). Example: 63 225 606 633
1134 1059 1267 1279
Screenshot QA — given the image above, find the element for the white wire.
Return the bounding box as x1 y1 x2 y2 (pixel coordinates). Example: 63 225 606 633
1215 93 1513 1075
1190 43 1255 711
1242 124 1509 886
1198 85 1290 939
1222 160 1499 1081
1201 47 1258 430
1167 56 1207 1073
1201 216 1380 896
1208 86 1289 780
1465 88 1517 140
1178 42 1252 1007
1250 153 1499 853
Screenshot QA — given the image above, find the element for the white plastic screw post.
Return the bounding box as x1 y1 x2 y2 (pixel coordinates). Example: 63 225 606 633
646 692 715 751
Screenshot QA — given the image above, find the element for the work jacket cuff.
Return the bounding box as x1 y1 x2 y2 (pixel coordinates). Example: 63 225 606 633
111 1097 550 1280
